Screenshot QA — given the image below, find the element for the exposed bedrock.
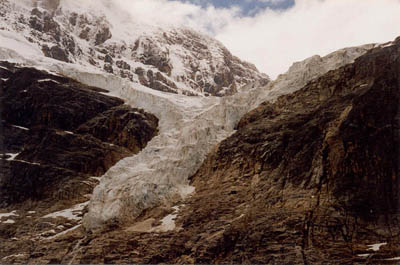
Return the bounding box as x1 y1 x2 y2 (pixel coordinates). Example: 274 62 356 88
0 62 158 206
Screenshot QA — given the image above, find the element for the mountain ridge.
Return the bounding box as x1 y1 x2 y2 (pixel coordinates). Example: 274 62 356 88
0 0 268 96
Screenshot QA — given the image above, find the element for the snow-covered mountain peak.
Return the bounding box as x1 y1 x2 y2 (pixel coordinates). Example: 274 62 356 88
0 0 268 96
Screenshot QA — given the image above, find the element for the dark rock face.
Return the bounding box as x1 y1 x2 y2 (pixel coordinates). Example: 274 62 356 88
134 67 178 93
146 70 178 94
116 60 131 70
104 54 113 64
103 63 113 73
95 27 112 46
129 29 268 96
42 44 69 62
1 65 122 130
77 105 158 153
26 6 78 61
0 62 158 206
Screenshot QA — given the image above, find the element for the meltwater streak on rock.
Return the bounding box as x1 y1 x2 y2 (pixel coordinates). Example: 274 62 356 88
34 44 373 230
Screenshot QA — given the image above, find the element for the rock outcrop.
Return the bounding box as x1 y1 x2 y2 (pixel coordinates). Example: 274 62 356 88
0 62 158 206
0 61 158 262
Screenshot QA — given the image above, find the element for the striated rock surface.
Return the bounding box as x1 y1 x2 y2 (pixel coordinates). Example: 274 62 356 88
0 0 268 96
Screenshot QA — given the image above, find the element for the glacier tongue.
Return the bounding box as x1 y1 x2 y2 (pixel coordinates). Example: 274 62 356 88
0 39 374 230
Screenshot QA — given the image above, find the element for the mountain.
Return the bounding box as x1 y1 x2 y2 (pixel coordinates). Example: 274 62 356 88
0 0 268 96
6 35 398 265
0 0 399 263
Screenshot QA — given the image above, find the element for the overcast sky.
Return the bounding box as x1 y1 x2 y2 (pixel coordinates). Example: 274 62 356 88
120 0 400 79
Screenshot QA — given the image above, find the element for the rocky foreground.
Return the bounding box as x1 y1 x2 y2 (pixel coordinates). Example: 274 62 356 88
1 38 398 264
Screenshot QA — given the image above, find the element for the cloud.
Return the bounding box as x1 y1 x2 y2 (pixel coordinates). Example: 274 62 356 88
113 0 240 35
216 0 400 78
116 0 400 79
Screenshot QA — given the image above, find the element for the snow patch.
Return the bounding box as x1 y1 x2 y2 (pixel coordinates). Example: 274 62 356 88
42 202 89 221
367 242 387 251
0 211 19 218
11 124 29 131
40 229 56 237
386 257 400 261
0 30 42 59
3 219 16 224
178 185 195 198
380 42 394 48
44 225 81 240
1 253 26 260
5 153 20 161
13 159 41 166
158 213 177 231
37 78 60 84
